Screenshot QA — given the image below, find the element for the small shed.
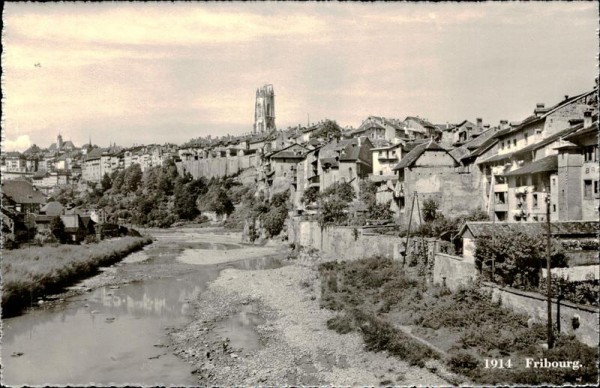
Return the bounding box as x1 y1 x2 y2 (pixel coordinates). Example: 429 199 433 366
457 221 599 262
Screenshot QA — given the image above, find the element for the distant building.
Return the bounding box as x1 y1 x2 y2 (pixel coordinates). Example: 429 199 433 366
1 179 47 214
254 84 276 134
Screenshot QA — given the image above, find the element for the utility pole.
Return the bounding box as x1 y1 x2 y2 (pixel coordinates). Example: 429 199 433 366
545 186 554 349
403 193 416 267
491 175 496 282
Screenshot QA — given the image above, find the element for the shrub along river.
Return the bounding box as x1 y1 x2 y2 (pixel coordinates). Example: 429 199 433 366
1 227 285 386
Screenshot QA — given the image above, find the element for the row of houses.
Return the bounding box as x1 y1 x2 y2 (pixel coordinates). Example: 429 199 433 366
1 133 180 188
178 84 598 227
80 144 178 183
1 178 113 247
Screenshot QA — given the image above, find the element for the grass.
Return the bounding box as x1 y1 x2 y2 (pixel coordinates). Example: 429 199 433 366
2 236 152 317
318 256 599 385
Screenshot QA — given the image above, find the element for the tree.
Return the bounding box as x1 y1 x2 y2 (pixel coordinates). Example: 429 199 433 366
301 186 320 205
262 206 287 237
50 216 67 243
319 196 350 227
101 173 112 193
124 164 143 193
270 190 290 208
474 228 567 288
204 186 235 217
422 198 439 222
173 181 200 220
322 181 356 202
310 119 342 141
112 170 125 193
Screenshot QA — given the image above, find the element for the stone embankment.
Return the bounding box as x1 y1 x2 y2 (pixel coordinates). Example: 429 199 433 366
169 251 448 386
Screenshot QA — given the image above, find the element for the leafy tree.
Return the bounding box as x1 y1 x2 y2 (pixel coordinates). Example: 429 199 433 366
270 190 290 208
310 119 342 141
301 186 320 205
262 206 288 237
124 164 143 193
173 181 200 220
101 173 112 193
316 182 357 227
421 198 439 222
50 216 67 243
204 186 235 217
369 201 394 220
474 228 567 288
322 181 356 202
112 170 125 193
319 196 350 227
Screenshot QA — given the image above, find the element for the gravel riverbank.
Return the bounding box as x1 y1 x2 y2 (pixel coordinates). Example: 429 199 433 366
169 256 449 386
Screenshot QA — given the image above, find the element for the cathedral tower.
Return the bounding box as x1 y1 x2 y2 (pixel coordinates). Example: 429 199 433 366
57 133 64 151
253 84 275 133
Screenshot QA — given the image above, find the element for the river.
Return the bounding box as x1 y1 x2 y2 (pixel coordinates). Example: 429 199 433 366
1 227 285 387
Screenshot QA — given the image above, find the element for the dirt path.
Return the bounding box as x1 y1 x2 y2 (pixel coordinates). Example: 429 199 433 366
169 257 449 386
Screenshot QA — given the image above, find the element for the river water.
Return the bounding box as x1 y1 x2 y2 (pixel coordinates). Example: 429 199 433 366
1 228 284 387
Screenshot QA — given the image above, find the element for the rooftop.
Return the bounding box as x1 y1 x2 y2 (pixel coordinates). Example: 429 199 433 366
459 220 599 239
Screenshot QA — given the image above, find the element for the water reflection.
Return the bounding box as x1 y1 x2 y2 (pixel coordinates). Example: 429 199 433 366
1 228 285 386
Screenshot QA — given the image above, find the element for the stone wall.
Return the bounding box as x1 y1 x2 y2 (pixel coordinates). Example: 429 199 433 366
432 254 599 347
433 253 478 291
403 167 482 224
289 220 421 261
484 283 599 347
542 264 599 281
176 155 259 180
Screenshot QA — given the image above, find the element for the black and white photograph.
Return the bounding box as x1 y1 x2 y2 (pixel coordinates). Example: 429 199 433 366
1 1 598 386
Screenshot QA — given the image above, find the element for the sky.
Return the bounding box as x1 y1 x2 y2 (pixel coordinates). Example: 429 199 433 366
2 1 598 151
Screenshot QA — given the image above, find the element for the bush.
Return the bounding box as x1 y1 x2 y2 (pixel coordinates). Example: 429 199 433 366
474 228 566 288
326 313 355 334
301 186 320 205
262 206 287 238
448 352 480 375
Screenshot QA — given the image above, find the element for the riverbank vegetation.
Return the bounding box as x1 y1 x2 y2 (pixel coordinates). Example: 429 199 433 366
53 160 242 228
1 236 152 317
318 257 598 385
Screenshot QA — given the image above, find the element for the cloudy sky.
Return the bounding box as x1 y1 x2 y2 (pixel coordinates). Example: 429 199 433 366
2 1 598 151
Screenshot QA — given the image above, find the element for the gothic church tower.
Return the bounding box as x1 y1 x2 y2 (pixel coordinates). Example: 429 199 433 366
253 84 275 134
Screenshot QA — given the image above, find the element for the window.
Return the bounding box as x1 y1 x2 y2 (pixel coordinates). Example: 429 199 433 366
496 192 506 204
584 145 597 162
584 180 593 199
379 171 383 175
501 141 505 150
513 139 517 147
552 177 556 187
524 132 529 145
595 181 599 195
516 176 523 187
553 204 556 213
533 194 538 208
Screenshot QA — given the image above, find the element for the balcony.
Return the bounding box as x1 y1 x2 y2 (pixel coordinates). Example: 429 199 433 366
515 185 532 196
378 154 398 161
494 203 509 212
494 183 508 192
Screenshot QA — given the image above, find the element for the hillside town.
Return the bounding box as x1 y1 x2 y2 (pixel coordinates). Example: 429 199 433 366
3 82 598 247
2 2 599 386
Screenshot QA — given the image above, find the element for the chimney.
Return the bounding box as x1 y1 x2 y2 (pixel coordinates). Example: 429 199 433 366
534 103 547 116
499 120 509 129
476 118 483 129
584 110 593 128
564 95 569 101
